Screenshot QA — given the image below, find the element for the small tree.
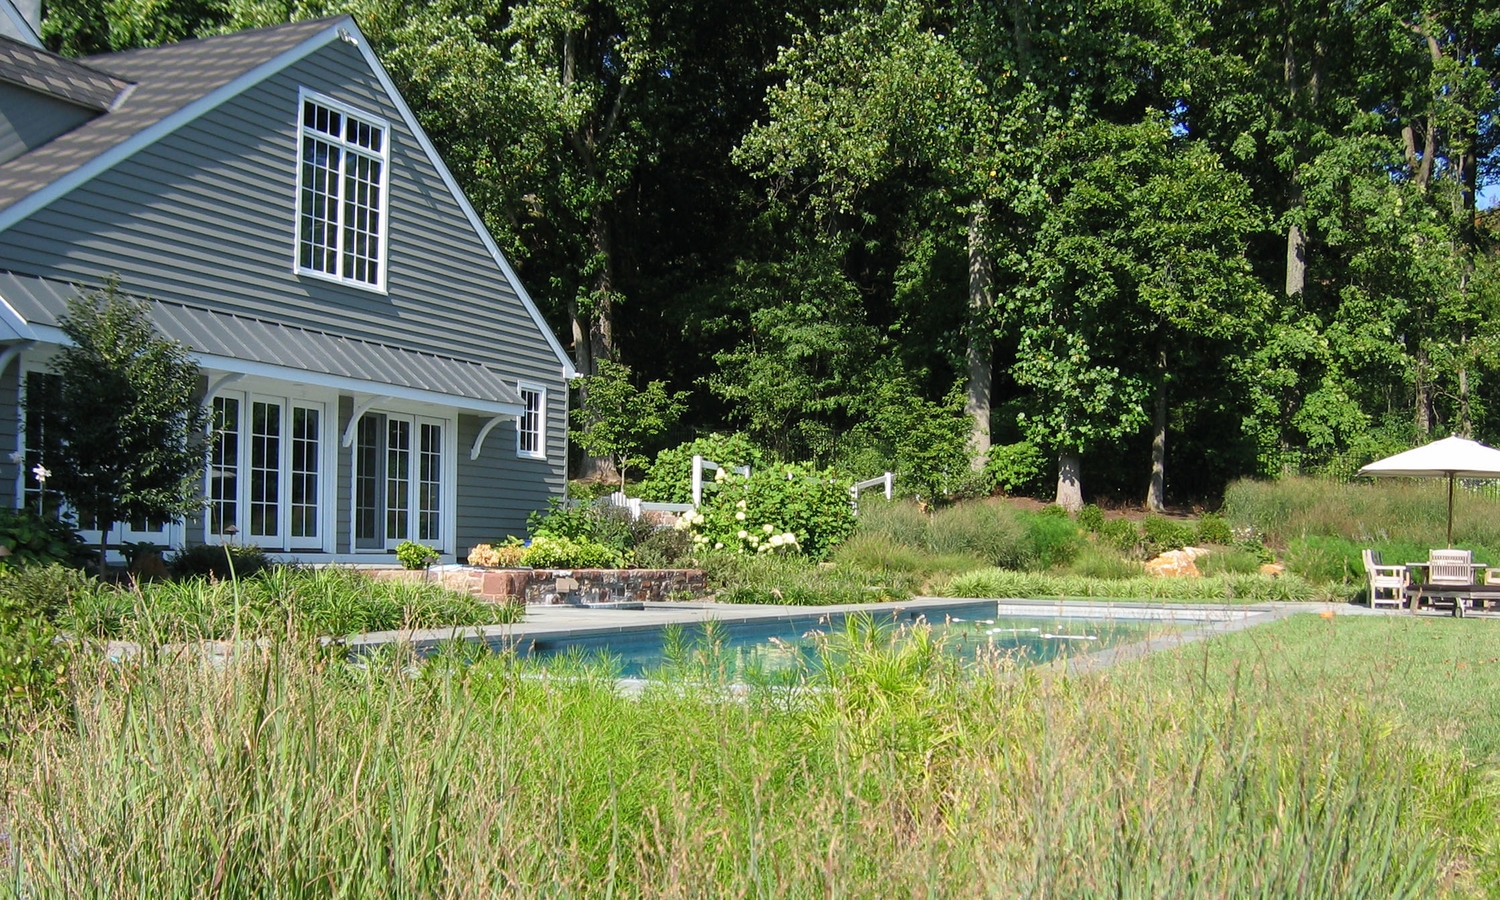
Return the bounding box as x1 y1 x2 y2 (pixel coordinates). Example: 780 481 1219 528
570 360 688 491
31 278 209 574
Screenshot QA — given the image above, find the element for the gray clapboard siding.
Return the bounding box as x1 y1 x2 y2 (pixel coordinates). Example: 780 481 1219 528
455 412 562 557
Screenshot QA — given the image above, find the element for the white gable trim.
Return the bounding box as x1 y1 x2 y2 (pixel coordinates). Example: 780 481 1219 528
0 0 41 48
0 22 343 236
347 31 576 378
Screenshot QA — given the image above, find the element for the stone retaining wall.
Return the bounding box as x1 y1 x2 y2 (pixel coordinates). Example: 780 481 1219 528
368 566 708 605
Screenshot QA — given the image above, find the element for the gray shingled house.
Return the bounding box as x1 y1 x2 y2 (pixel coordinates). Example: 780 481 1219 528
0 15 574 563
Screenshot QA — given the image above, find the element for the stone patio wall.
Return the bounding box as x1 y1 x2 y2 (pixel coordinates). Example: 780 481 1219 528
367 566 708 605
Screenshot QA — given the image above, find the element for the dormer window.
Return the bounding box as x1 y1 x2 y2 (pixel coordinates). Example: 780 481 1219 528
296 91 388 290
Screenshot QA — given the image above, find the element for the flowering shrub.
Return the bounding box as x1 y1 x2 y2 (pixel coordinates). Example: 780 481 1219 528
675 463 855 560
466 540 526 568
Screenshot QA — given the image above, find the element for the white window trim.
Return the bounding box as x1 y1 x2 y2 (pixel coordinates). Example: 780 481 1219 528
205 382 336 554
517 383 547 460
292 87 391 294
348 404 457 555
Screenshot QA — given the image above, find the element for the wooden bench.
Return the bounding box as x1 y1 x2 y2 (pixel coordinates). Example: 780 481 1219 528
1406 582 1500 617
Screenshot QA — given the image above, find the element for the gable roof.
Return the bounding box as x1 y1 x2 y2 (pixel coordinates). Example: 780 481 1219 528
0 17 575 377
0 35 129 110
0 17 334 218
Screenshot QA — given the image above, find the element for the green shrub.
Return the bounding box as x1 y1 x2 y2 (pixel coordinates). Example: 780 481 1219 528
0 563 99 621
528 499 652 554
631 529 693 569
1099 518 1143 555
168 543 271 581
1076 504 1105 533
1198 548 1265 576
1022 514 1083 569
983 441 1046 495
395 541 440 570
1284 535 1367 584
702 552 915 605
638 433 765 504
0 508 87 571
0 612 70 743
520 535 622 569
1141 515 1195 555
1195 512 1233 545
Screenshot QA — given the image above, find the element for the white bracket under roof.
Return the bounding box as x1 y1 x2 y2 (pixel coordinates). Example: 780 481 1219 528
468 414 514 460
0 340 33 377
341 395 391 447
204 371 243 399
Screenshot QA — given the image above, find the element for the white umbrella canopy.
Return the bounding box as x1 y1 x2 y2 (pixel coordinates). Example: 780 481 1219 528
1358 436 1500 546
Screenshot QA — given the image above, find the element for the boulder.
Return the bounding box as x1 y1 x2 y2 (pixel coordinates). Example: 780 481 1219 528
1145 547 1207 578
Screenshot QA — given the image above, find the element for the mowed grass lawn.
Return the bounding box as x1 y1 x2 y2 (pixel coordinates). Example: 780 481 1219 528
1130 612 1500 763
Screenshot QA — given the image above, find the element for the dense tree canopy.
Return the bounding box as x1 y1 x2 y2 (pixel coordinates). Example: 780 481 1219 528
41 0 1500 506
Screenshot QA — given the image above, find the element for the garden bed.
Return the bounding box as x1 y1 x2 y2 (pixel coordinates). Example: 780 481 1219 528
367 565 709 605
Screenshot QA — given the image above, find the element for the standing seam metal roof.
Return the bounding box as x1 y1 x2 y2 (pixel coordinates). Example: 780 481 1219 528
0 271 524 409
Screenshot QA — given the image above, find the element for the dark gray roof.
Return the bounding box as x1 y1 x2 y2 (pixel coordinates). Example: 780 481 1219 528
0 271 524 412
0 17 339 214
0 36 129 110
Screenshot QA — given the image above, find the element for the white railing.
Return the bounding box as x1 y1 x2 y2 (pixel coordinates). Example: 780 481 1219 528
691 454 750 507
849 472 894 513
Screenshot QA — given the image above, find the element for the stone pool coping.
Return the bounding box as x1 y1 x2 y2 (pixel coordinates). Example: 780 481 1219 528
341 596 1379 668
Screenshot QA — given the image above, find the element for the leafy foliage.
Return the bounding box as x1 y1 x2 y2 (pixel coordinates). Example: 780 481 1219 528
519 535 623 570
0 509 88 572
675 463 856 560
34 279 209 571
638 433 766 504
395 541 440 570
167 543 271 581
570 360 688 488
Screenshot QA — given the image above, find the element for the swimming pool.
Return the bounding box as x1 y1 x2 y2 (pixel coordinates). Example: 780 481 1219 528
516 601 1205 679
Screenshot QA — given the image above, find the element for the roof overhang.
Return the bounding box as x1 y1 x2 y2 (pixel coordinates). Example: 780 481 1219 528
0 272 524 417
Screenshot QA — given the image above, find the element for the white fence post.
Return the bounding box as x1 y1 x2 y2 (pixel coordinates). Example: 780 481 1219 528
849 472 895 513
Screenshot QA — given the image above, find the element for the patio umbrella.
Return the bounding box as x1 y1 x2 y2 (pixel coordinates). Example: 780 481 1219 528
1357 435 1500 546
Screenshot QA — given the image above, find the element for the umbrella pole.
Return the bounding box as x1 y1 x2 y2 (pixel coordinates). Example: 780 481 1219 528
1448 474 1455 547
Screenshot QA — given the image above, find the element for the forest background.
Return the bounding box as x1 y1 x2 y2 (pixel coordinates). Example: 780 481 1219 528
40 0 1500 510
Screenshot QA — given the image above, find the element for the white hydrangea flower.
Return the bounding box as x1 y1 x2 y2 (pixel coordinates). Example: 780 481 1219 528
736 499 747 510
762 524 774 534
737 530 748 540
734 511 746 521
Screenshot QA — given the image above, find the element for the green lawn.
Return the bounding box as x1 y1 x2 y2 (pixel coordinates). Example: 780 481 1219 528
1128 612 1500 763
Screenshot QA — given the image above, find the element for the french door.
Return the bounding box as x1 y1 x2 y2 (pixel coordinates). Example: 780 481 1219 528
353 412 443 550
209 393 325 550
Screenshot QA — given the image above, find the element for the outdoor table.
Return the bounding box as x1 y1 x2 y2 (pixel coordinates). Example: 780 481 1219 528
1404 561 1497 616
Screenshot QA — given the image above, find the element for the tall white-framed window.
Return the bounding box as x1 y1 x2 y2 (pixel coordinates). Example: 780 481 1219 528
295 89 390 291
207 389 330 552
353 411 449 551
517 385 545 459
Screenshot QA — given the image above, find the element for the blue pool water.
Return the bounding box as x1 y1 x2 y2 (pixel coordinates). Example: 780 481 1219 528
523 608 1192 680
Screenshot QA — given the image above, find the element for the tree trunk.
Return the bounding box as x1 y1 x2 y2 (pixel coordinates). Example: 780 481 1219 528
1285 220 1306 297
574 205 621 484
1055 451 1083 513
1414 345 1433 435
965 203 993 469
1146 350 1167 512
